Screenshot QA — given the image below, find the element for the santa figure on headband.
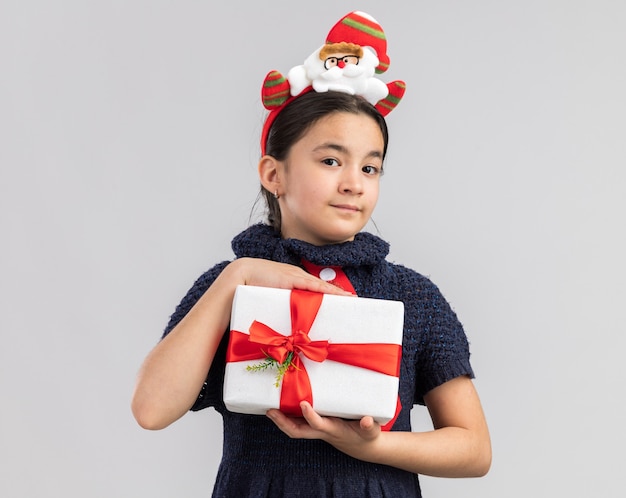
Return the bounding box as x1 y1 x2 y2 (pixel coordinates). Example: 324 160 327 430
261 11 406 118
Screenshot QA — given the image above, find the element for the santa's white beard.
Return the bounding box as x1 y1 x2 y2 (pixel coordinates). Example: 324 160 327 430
311 65 374 95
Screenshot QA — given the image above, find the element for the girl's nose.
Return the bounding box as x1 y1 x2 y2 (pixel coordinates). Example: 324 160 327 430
339 166 363 194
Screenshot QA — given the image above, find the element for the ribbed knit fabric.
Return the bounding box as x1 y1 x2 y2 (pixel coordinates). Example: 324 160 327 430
163 223 474 498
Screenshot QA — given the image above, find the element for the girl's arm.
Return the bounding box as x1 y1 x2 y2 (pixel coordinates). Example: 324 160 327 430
267 375 492 478
131 257 351 431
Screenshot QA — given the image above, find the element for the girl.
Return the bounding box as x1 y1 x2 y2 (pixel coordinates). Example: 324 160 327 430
132 13 491 497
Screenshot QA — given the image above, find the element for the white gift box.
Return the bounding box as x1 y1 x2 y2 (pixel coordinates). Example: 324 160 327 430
223 285 404 424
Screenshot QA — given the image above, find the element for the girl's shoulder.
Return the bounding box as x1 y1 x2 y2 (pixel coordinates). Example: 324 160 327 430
381 259 442 295
376 260 461 317
188 260 232 292
162 260 232 337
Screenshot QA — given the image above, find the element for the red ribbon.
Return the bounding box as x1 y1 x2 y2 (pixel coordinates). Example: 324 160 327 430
227 289 402 417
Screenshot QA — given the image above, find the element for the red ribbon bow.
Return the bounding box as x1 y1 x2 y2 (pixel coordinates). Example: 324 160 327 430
227 289 402 418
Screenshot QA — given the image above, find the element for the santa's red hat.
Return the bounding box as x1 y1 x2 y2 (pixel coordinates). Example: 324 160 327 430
325 11 390 74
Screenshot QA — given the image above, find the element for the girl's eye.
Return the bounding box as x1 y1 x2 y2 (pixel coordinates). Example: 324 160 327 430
362 165 381 175
322 158 340 167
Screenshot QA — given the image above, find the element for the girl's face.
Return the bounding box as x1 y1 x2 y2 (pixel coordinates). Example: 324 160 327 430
277 111 383 246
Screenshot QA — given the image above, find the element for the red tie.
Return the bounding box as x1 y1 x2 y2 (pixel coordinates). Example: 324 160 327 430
300 259 356 295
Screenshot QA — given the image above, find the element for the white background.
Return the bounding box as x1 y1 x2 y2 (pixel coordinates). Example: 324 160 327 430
1 1 624 497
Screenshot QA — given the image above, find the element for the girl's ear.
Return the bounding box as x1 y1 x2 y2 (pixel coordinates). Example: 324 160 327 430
258 155 283 195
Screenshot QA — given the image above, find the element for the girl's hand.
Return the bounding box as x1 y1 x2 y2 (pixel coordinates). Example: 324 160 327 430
266 401 382 461
230 258 353 296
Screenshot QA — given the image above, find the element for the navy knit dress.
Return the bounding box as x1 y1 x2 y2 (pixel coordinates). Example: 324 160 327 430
162 223 474 497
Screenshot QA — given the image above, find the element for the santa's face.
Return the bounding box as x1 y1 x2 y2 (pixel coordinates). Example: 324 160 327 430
322 53 360 70
304 45 379 92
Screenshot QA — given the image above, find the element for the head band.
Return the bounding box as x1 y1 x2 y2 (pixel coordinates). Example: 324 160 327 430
260 11 406 156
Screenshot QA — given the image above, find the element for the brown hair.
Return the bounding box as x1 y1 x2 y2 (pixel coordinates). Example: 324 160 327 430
319 42 364 60
261 91 389 232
